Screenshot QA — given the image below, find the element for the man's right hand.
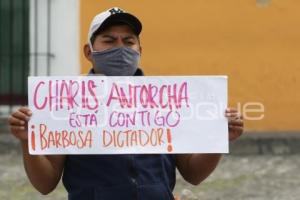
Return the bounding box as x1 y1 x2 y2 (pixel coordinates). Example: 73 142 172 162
8 107 32 141
8 107 66 194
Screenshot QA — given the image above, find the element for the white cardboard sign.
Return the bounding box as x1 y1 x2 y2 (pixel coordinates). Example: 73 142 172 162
28 76 228 154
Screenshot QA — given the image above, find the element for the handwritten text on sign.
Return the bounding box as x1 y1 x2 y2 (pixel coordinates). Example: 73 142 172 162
28 76 228 154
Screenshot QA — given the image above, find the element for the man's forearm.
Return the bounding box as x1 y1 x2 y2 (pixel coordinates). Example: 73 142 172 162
21 141 62 194
189 154 221 184
177 154 222 185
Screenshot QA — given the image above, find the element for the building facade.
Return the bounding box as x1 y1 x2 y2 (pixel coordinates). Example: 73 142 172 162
1 0 299 132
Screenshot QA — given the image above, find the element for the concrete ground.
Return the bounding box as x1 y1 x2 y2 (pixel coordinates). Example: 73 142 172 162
0 134 299 200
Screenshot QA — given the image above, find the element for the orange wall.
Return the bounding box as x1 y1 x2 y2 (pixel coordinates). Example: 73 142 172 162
80 0 300 132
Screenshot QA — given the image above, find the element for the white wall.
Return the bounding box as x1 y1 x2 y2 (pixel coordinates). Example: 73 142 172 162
29 0 80 76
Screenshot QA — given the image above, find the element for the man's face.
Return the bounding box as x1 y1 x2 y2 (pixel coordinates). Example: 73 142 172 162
92 24 141 53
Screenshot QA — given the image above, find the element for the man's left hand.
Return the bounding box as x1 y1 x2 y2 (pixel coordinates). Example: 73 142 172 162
225 108 244 141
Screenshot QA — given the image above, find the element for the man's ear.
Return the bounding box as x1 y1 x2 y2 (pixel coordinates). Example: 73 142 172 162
139 45 142 56
83 44 93 62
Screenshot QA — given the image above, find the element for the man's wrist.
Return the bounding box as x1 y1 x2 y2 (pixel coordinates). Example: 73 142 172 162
20 140 29 153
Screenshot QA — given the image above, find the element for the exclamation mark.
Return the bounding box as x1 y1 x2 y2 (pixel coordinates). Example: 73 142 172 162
167 128 173 152
31 125 35 151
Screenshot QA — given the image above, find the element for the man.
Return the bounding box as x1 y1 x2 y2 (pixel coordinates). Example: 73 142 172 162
8 7 243 200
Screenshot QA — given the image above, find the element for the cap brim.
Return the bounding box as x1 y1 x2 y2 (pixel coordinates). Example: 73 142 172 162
99 13 142 36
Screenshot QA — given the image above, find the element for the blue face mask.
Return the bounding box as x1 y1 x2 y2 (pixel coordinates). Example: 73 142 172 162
92 47 140 76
